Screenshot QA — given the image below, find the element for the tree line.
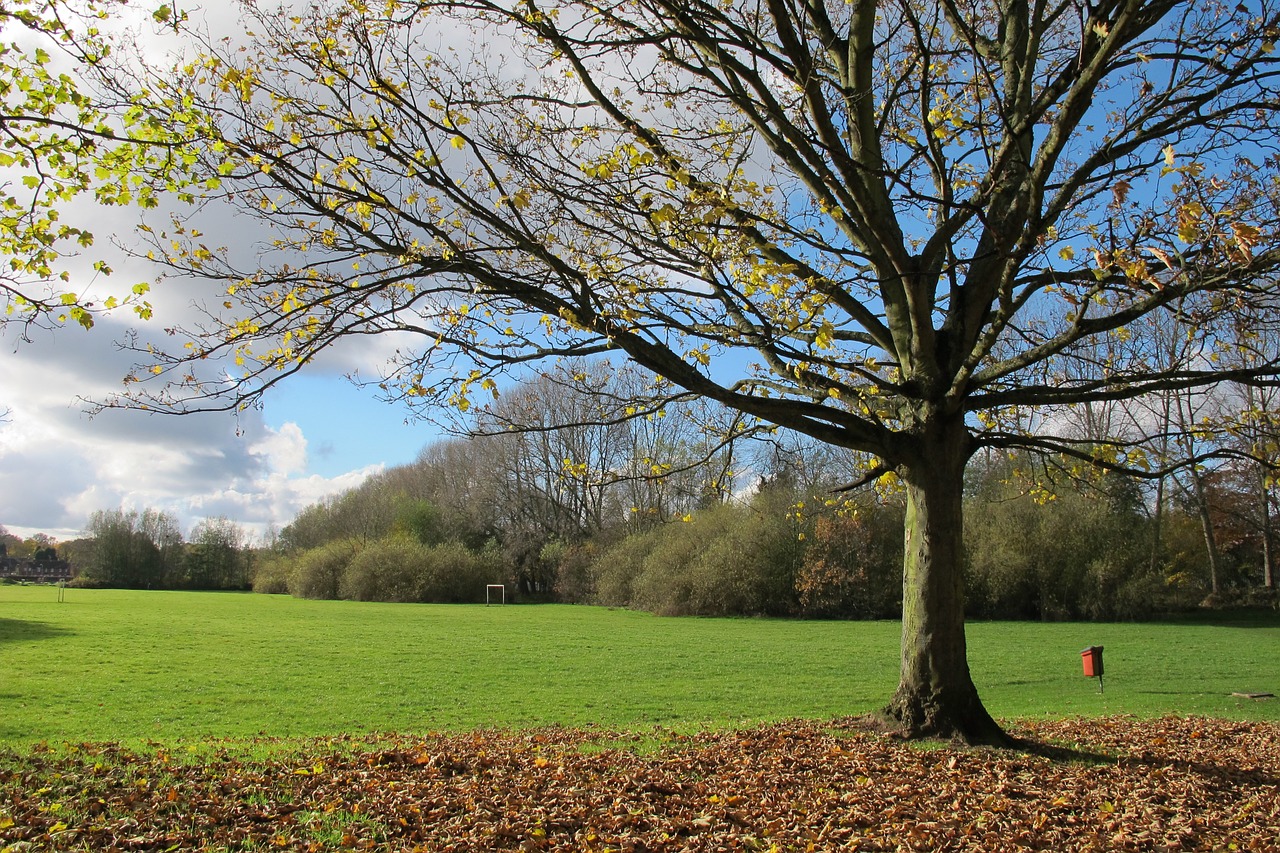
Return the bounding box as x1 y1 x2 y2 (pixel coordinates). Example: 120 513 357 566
50 511 256 591
253 362 1278 621
16 354 1275 615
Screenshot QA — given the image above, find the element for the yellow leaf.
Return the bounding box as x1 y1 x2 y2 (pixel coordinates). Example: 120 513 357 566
651 204 678 224
450 136 466 150
813 320 836 350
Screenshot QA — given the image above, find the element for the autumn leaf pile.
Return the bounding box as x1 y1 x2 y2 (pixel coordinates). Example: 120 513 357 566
2 716 1277 851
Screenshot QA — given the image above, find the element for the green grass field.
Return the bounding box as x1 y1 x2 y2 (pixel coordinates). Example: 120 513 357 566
2 585 1278 745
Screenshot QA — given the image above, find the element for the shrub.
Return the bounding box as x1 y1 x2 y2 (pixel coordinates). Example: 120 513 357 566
251 553 293 595
289 540 360 600
589 494 807 617
339 536 429 602
964 484 1159 620
629 517 705 616
335 537 504 603
1086 555 1167 621
544 541 597 604
589 527 661 607
685 498 806 617
797 502 903 619
418 540 503 603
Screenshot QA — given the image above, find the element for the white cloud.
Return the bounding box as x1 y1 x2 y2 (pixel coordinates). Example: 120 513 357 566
251 421 309 477
0 318 390 543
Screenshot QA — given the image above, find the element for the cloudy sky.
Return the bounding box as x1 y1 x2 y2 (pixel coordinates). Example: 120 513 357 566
0 298 440 543
0 3 487 544
0 2 619 545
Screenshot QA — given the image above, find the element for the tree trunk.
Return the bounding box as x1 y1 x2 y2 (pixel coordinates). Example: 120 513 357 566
1256 465 1275 590
1150 474 1165 575
1185 468 1222 596
881 414 1010 747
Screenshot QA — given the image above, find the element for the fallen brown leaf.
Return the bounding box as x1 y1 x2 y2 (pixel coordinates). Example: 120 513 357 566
0 717 1276 851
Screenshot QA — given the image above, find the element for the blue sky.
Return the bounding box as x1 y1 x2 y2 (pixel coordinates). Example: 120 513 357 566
263 376 440 479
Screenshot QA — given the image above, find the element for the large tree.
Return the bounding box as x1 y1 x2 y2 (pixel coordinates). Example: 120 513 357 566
113 0 1280 743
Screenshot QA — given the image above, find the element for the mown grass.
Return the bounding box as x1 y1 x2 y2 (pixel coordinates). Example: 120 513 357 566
1 585 1278 745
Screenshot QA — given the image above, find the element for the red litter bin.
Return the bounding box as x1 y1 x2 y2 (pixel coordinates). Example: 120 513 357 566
1081 645 1104 692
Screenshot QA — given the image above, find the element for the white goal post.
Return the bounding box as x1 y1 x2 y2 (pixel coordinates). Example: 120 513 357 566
486 584 506 606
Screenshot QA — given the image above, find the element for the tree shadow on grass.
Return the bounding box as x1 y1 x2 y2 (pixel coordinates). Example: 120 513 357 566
0 617 74 645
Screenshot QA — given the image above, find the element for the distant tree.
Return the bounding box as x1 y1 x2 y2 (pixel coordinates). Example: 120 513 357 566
1220 329 1280 590
278 498 340 553
184 516 247 589
407 438 505 548
469 360 750 591
1 532 32 561
392 499 447 547
276 361 754 591
477 363 634 544
82 508 182 588
56 536 94 572
279 484 399 549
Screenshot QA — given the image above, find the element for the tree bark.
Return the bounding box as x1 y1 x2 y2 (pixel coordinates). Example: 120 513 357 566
1257 465 1275 590
881 413 1010 746
1185 468 1222 596
1150 474 1165 576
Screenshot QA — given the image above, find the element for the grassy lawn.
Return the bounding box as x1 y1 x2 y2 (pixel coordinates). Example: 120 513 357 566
2 585 1278 745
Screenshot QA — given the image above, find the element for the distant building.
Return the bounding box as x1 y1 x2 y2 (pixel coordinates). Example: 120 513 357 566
0 553 75 583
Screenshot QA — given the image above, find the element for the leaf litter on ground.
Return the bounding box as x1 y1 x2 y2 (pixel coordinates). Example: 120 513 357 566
1 715 1277 851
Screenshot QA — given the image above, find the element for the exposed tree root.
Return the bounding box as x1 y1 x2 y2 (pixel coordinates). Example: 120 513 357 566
878 685 1014 748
